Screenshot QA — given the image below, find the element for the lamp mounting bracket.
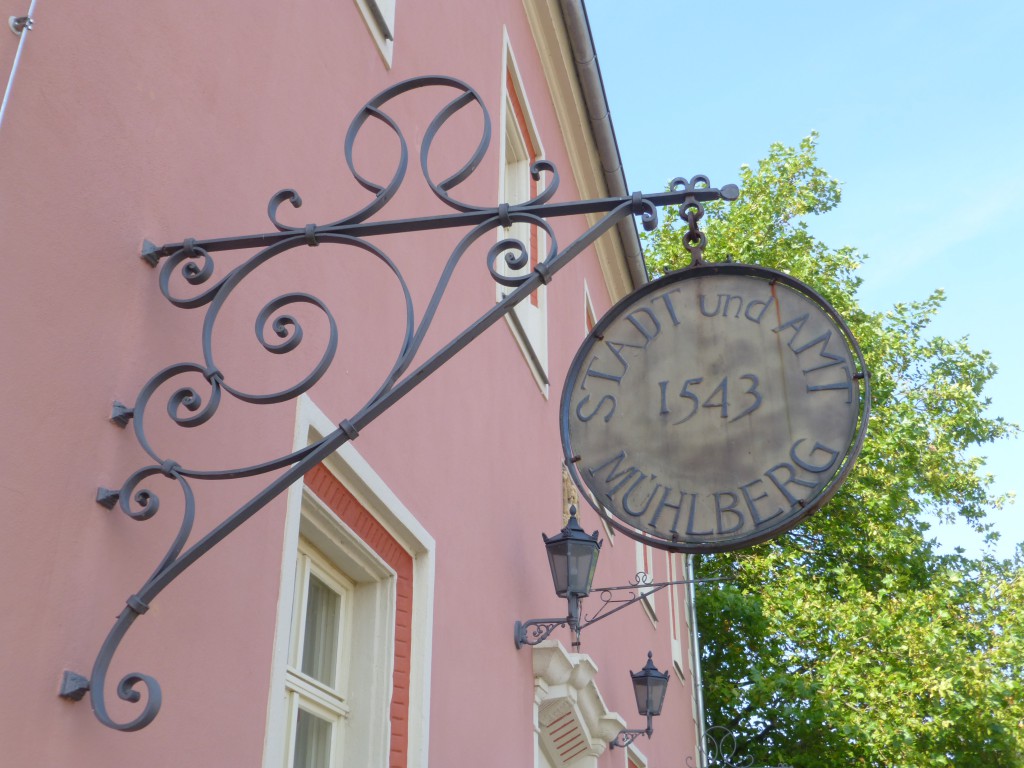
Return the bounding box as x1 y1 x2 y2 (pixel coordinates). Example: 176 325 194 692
609 723 651 750
514 572 727 649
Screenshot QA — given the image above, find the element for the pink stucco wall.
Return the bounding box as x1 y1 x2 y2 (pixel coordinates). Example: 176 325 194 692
0 1 701 766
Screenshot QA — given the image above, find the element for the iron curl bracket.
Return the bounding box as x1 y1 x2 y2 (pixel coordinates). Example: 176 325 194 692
62 74 738 731
609 724 651 750
514 572 727 651
513 618 568 649
578 572 728 634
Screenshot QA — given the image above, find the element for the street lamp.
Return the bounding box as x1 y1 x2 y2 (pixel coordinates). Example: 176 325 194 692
515 508 723 649
514 506 600 649
610 651 670 749
543 506 601 599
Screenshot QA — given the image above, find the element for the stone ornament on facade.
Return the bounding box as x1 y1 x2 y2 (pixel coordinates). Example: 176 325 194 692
532 642 628 766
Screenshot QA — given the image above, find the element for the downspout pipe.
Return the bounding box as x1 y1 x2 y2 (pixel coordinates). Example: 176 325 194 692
559 0 649 289
687 554 709 767
1 1 38 134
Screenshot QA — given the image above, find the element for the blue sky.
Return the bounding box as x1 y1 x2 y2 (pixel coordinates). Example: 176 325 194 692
586 0 1023 559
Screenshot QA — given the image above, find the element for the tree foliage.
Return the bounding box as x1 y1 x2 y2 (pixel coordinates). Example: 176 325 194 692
643 136 1023 766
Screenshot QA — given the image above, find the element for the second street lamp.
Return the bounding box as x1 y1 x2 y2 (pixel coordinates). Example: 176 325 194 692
610 652 670 749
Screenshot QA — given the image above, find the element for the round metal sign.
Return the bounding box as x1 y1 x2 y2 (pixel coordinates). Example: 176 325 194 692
561 263 869 553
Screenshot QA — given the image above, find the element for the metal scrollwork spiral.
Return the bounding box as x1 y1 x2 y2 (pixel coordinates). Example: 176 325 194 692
631 570 653 587
486 213 557 288
159 241 226 309
132 363 225 461
85 465 195 730
630 191 660 232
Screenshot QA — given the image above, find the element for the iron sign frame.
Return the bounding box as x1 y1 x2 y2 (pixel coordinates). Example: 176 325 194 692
560 261 871 553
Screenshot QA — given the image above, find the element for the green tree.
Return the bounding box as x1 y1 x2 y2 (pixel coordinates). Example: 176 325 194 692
644 136 1023 767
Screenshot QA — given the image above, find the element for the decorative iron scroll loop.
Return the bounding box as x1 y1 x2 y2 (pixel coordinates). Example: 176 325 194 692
513 618 567 649
703 726 753 768
420 84 493 212
68 73 739 731
609 728 647 749
88 611 164 732
486 213 557 288
631 570 652 586
492 237 528 272
160 243 223 309
267 188 304 231
631 191 659 232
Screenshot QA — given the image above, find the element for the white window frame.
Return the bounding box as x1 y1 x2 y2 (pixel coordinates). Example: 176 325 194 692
284 542 356 767
499 31 549 395
583 281 597 336
667 552 688 683
626 744 649 768
287 693 345 768
635 542 657 625
282 496 396 768
264 395 436 768
353 0 395 66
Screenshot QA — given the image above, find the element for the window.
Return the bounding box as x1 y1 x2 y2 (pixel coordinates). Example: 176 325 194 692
635 543 657 624
275 481 408 767
353 0 395 65
499 36 548 393
285 540 355 767
667 553 688 682
267 398 434 768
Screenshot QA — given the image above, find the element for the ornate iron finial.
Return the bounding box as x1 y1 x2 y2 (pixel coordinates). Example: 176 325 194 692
667 176 739 266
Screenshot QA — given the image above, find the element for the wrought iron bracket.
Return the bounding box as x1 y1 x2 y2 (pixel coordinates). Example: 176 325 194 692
514 572 726 650
509 573 720 651
110 401 134 427
581 572 727 634
513 618 568 649
609 716 653 750
62 74 737 731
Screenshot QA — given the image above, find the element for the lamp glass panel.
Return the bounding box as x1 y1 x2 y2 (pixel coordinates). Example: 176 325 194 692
546 541 570 597
633 677 649 716
634 673 668 716
566 541 598 595
649 674 668 715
